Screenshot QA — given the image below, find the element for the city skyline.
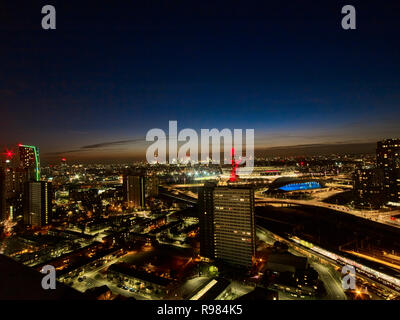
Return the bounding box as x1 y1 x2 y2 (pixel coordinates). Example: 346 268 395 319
2 1 400 163
3 0 400 305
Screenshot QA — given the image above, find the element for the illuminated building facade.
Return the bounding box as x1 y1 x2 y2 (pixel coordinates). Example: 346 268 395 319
213 186 255 268
123 175 146 209
24 181 52 227
0 144 40 221
18 144 40 182
377 139 400 206
0 168 26 221
146 176 159 198
267 177 324 194
353 166 384 208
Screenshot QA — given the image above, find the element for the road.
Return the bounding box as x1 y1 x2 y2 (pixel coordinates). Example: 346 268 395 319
286 242 347 300
255 191 400 229
167 185 400 229
69 253 154 300
73 273 150 300
171 276 211 299
309 262 347 300
257 227 346 300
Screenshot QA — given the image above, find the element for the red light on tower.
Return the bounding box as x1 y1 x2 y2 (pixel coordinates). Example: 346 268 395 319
61 158 67 162
230 147 241 182
4 149 15 159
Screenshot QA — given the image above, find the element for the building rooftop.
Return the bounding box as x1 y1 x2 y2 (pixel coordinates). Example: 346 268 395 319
0 254 88 300
236 286 278 300
267 252 308 270
108 263 172 287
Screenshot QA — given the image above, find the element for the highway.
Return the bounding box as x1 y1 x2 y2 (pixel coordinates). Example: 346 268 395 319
257 226 347 300
255 191 400 229
256 226 400 299
163 184 400 230
309 262 347 300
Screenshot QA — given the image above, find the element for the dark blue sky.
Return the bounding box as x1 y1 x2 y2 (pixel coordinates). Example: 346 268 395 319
1 0 399 162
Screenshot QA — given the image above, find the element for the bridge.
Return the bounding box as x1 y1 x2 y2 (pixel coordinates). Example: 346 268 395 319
159 191 197 205
160 185 400 230
255 194 400 229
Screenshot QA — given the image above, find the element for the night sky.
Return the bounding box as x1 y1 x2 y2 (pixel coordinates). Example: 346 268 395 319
1 0 399 163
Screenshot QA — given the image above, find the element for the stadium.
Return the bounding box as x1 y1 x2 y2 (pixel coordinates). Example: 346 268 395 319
266 177 326 194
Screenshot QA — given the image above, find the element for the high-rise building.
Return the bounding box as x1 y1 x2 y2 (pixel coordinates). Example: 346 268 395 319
213 186 255 268
198 184 255 268
18 144 40 182
198 182 217 259
146 176 159 198
0 145 33 221
123 175 146 209
24 181 52 227
3 169 26 220
353 166 384 208
1 144 42 222
377 139 400 206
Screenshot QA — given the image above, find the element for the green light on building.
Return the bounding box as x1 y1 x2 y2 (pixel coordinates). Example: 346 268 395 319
21 144 40 181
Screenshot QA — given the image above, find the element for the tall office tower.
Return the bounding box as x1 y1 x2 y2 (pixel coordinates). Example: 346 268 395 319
377 139 400 206
18 144 40 182
213 186 255 268
3 169 26 221
0 148 27 221
24 181 52 227
353 166 384 208
123 175 146 209
198 182 217 259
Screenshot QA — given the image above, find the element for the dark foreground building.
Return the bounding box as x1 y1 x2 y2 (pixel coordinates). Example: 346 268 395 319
0 254 87 300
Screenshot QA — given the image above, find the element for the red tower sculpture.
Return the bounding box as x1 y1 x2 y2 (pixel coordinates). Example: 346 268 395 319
229 147 241 182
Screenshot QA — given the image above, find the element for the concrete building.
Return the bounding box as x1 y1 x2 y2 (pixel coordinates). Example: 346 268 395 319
24 181 52 227
213 186 255 268
377 139 400 206
123 175 145 209
0 144 41 222
146 175 159 198
18 144 40 182
353 166 384 208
